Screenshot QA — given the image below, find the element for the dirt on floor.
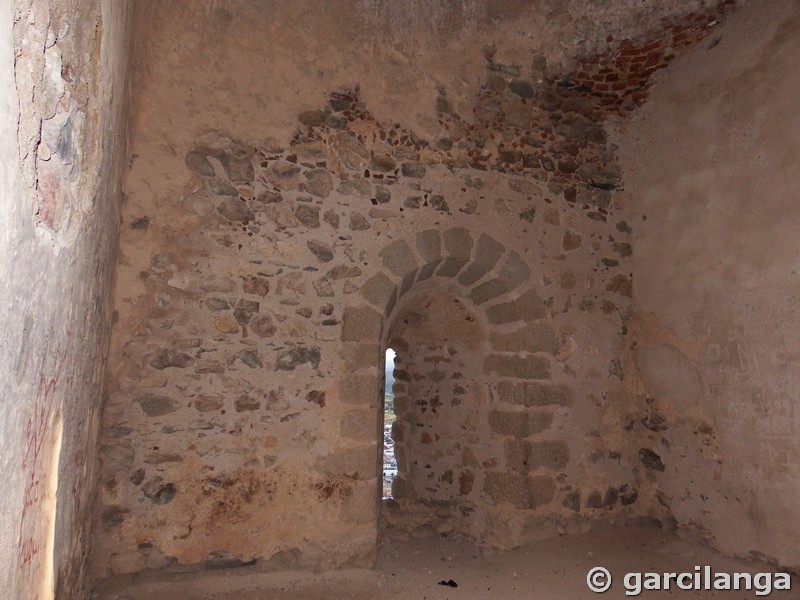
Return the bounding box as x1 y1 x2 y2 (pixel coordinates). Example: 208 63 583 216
92 525 797 599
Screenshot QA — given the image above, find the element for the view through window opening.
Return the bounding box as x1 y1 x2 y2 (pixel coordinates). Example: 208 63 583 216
383 347 397 499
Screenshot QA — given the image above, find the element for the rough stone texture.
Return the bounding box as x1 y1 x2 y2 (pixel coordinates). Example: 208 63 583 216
496 382 573 407
340 409 375 441
437 227 473 277
360 273 397 309
528 441 570 471
88 0 741 582
1 0 773 593
527 475 557 508
185 151 214 177
339 374 380 406
489 410 553 438
307 239 334 263
341 307 383 342
135 394 178 417
490 324 559 354
415 229 443 282
467 252 532 305
484 472 528 508
458 234 505 286
379 239 418 279
483 354 551 380
485 289 547 324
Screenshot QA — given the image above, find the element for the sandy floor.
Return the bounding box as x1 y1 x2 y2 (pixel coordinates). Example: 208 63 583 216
93 526 796 599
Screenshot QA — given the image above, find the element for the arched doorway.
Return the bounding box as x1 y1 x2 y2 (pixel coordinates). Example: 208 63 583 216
381 287 489 533
339 227 575 549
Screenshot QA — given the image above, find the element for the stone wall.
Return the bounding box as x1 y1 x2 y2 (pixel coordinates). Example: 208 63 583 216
95 0 733 580
0 1 134 598
618 0 800 572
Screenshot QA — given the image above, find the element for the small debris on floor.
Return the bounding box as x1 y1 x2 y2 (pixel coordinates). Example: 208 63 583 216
438 579 458 587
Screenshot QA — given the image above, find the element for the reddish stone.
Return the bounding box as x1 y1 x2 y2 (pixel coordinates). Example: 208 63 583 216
242 276 270 296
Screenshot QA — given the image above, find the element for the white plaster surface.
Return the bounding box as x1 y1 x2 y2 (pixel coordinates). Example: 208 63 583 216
619 0 800 570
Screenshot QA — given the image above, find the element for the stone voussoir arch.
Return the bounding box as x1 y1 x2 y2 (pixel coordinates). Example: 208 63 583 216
335 225 569 515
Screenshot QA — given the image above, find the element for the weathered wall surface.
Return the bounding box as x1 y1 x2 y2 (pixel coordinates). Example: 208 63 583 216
94 0 732 579
0 1 133 598
618 0 800 571
96 83 636 575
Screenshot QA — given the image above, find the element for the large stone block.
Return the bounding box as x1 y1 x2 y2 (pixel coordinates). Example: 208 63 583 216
338 479 380 525
341 343 381 371
504 439 569 473
341 306 383 342
488 410 529 438
338 373 380 406
220 154 254 184
416 260 441 282
468 252 530 304
417 229 442 281
304 168 333 198
483 471 528 508
314 444 376 479
149 348 194 370
134 393 178 417
527 475 556 508
528 440 570 470
379 239 418 278
496 382 573 407
415 229 442 264
495 252 531 290
360 272 397 309
489 323 559 354
275 346 319 370
468 279 509 305
483 354 551 379
485 288 546 324
504 439 529 473
295 204 320 228
399 269 417 298
340 409 377 441
489 409 554 437
528 412 554 434
436 227 473 277
458 234 505 286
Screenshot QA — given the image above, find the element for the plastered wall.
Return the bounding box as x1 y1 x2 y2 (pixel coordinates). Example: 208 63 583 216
0 1 134 598
95 0 734 577
618 0 800 572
